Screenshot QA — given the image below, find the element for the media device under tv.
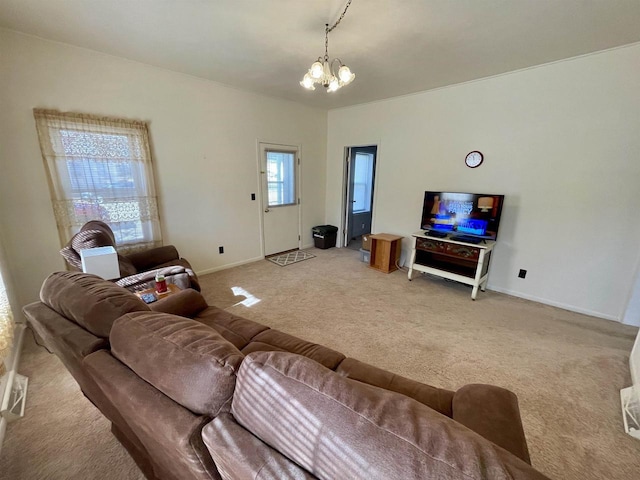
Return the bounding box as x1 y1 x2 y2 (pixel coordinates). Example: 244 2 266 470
421 191 504 242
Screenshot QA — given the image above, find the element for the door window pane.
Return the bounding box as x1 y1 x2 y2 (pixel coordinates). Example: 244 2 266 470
353 153 374 213
266 151 295 207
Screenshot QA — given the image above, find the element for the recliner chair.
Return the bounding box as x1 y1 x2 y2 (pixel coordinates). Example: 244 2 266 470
60 220 200 292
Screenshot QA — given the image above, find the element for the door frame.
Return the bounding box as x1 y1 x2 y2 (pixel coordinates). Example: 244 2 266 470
341 144 379 248
256 141 302 257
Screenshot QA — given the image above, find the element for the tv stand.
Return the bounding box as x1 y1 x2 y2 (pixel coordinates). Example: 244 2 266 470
407 231 496 300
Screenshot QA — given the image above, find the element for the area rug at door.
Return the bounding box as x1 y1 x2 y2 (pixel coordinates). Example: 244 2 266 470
267 250 315 267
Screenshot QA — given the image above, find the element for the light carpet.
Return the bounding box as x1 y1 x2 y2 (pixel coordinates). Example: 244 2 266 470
1 247 639 479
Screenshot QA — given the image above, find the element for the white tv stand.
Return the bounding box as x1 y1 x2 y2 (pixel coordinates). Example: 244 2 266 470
407 231 496 300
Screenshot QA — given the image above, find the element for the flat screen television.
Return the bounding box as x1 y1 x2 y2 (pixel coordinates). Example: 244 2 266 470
421 191 504 241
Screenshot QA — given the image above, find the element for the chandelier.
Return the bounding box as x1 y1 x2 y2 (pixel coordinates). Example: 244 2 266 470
300 0 355 93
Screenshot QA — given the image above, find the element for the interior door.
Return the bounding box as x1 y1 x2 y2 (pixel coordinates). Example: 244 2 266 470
344 146 377 247
260 144 300 256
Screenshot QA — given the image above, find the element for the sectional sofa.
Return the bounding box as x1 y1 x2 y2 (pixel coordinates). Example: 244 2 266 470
22 271 550 479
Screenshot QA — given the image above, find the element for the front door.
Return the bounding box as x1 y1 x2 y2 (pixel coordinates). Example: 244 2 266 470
260 143 300 256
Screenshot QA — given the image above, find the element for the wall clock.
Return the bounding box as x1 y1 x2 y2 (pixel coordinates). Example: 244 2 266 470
465 151 483 168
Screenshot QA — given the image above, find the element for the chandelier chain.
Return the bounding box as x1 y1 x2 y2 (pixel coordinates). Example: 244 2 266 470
327 0 353 34
324 0 353 59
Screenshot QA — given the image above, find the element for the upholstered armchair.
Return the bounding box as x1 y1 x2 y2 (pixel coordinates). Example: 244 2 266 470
60 221 200 292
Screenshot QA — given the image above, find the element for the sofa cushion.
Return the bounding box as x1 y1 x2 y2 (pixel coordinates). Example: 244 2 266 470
241 329 345 370
117 255 137 277
195 306 270 349
60 221 116 269
40 271 149 338
231 351 549 480
125 245 180 271
149 288 209 318
336 357 455 417
60 244 82 270
110 312 244 416
202 413 316 480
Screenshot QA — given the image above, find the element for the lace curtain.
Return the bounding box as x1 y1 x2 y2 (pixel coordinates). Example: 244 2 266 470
0 258 14 377
33 109 162 253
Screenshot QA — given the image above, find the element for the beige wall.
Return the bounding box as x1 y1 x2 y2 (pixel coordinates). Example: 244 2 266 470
327 44 640 321
0 30 327 307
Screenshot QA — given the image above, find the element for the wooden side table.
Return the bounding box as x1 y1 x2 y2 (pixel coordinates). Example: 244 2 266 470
369 234 403 273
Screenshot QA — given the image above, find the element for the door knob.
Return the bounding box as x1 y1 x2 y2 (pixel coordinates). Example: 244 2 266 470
264 208 270 213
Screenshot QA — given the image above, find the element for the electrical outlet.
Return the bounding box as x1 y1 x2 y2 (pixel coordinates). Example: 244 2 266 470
518 269 527 279
219 246 224 254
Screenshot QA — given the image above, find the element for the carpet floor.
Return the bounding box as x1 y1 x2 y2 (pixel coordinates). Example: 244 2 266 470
1 247 639 479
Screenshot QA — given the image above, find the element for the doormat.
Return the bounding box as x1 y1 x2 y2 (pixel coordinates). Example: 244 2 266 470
267 250 315 267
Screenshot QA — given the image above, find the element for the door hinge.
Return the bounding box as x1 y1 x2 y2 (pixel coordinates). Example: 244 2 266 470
297 157 300 165
298 198 300 204
298 235 301 241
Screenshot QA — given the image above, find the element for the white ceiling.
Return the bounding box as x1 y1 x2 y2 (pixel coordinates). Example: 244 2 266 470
1 0 640 109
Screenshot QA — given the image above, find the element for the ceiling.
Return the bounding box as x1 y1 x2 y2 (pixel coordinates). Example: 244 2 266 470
1 0 640 109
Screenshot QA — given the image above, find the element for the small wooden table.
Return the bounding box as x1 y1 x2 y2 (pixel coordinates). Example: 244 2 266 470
369 234 403 273
135 283 181 301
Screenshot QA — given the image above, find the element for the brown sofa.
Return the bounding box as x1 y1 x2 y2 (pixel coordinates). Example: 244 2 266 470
59 220 200 291
23 272 550 480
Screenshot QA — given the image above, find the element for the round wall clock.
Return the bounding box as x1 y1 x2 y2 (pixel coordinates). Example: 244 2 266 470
465 151 484 168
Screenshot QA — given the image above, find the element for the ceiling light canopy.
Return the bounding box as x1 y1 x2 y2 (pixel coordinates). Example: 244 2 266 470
300 0 355 93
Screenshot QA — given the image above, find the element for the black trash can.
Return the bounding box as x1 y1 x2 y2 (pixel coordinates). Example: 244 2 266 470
312 225 338 249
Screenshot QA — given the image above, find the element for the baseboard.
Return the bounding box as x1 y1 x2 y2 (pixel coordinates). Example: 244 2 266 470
197 247 321 276
488 286 620 322
196 256 264 276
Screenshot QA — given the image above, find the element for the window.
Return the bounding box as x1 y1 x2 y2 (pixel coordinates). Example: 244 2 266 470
34 110 161 252
266 150 296 207
352 152 374 213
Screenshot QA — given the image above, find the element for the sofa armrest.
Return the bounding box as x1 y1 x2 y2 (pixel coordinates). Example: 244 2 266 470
125 245 180 271
84 350 217 479
452 384 531 464
23 302 108 360
150 289 209 318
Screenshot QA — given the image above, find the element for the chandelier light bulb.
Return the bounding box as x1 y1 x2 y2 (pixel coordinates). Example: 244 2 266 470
310 61 324 79
338 65 355 84
300 73 315 90
327 77 340 92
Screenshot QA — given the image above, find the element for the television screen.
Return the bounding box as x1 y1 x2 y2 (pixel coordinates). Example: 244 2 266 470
421 192 504 241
